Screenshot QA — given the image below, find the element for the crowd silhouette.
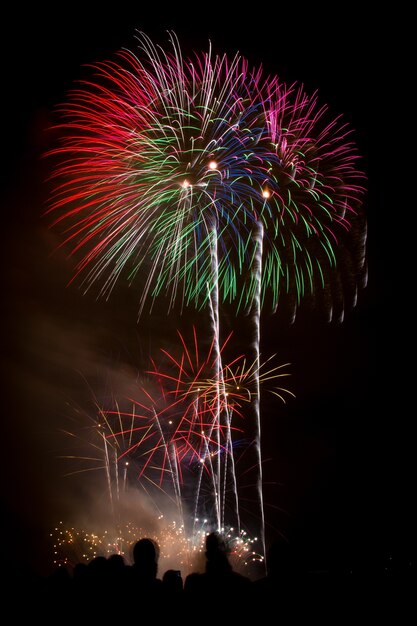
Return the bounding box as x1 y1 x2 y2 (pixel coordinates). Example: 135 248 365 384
10 531 414 619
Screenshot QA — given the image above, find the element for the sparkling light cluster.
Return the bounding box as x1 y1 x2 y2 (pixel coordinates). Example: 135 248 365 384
51 519 263 574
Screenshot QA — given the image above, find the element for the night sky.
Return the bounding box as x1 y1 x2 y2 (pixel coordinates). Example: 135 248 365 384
1 6 412 576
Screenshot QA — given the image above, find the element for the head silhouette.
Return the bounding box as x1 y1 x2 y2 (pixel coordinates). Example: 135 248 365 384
162 569 183 593
108 553 125 573
205 532 232 574
132 538 160 579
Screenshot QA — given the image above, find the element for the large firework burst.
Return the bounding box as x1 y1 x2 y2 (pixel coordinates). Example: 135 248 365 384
48 32 366 317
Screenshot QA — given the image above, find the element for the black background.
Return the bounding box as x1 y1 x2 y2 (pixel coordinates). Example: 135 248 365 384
1 4 412 576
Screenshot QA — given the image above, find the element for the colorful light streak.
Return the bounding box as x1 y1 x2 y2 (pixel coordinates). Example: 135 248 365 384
48 32 366 317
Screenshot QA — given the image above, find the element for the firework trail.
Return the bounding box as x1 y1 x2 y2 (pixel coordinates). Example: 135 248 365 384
252 222 265 559
48 32 366 558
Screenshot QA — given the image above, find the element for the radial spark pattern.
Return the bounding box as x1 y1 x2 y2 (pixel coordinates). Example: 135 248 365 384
48 32 366 316
99 329 292 486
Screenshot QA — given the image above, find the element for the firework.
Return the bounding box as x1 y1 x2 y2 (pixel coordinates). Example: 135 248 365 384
47 32 365 317
61 329 292 538
47 31 366 567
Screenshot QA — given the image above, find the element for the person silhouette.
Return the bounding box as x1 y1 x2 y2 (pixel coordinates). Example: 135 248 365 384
162 569 183 595
129 538 162 596
184 532 252 596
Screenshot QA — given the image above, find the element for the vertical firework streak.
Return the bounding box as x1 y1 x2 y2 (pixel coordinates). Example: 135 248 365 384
253 222 266 563
213 256 241 532
144 328 247 533
205 224 241 533
152 406 182 517
210 225 221 529
170 442 184 523
114 448 119 503
226 401 241 533
103 432 114 516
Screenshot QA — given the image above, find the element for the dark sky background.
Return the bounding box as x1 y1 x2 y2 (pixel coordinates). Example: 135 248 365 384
1 6 412 576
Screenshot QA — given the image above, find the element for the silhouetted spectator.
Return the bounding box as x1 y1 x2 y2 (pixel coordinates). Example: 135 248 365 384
129 538 162 595
72 563 89 590
87 555 108 586
108 553 125 576
184 532 252 597
162 568 183 595
108 553 128 590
